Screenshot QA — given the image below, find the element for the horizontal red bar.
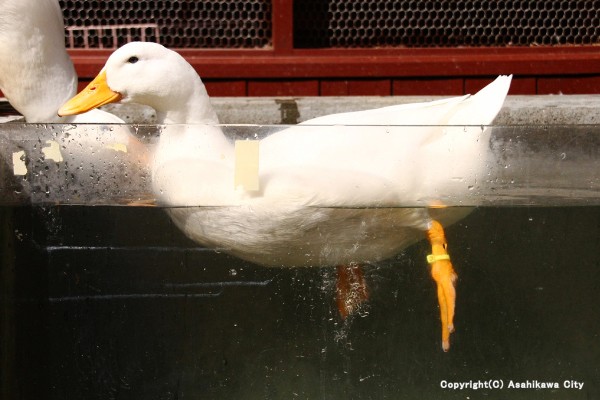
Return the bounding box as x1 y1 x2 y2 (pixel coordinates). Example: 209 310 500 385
70 46 600 80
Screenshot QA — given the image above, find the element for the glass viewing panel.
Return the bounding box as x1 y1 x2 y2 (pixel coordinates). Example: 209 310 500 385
1 123 599 399
1 123 600 207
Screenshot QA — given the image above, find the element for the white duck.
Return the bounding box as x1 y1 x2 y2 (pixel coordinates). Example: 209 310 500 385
0 0 123 124
59 42 512 351
0 0 149 204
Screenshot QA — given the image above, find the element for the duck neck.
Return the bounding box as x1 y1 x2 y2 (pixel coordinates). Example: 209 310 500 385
154 77 233 161
156 78 220 125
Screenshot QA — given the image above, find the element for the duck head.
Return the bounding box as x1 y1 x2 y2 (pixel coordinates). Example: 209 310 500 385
59 41 218 124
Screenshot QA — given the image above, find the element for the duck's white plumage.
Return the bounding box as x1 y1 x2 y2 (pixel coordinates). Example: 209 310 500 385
0 0 149 206
59 42 511 267
59 41 511 350
259 78 508 208
0 0 122 124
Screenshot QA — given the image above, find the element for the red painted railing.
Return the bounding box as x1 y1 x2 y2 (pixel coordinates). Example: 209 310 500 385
64 0 600 96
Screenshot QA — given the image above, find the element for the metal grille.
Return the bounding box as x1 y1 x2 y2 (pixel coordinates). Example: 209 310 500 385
294 0 600 48
59 0 272 49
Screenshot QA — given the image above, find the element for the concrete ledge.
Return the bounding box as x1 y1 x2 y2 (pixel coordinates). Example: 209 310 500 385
3 95 600 125
2 96 600 206
118 95 600 125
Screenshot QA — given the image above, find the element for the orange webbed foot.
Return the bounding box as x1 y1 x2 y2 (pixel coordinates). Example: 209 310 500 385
336 263 369 319
427 220 457 352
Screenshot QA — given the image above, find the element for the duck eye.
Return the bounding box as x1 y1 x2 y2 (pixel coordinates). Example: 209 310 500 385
127 56 139 64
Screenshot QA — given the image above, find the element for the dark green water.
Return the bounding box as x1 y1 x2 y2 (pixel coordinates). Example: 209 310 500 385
1 206 599 399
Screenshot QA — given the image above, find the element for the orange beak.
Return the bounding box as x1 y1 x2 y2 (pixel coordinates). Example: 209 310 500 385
58 70 122 117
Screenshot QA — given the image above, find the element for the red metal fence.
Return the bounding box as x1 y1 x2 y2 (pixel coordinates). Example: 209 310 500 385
54 0 600 96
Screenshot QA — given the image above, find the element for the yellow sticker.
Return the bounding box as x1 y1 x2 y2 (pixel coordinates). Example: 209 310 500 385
234 140 260 191
42 140 64 162
105 143 128 153
12 151 27 176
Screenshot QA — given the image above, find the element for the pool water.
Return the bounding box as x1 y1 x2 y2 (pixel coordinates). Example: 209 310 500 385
2 205 598 399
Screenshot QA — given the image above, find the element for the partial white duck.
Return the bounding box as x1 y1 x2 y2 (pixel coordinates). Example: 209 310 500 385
59 42 512 351
0 0 122 124
0 0 149 204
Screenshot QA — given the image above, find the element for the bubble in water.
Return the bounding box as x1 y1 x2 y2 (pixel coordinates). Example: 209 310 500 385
229 269 237 277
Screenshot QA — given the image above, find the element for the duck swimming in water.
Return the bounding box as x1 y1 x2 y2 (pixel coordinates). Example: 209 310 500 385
59 41 511 351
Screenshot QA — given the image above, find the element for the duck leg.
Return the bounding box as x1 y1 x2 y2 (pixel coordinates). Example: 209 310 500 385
335 263 369 319
426 220 457 352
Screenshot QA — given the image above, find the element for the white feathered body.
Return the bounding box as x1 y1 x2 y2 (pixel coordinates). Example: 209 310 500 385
57 42 510 268
0 0 123 124
0 0 77 122
156 76 511 267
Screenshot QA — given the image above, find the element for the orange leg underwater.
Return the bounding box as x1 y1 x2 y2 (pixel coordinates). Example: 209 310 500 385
427 220 457 352
335 263 369 319
333 221 457 352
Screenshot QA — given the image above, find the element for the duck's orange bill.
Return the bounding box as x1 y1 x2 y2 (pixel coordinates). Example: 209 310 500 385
58 70 122 117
